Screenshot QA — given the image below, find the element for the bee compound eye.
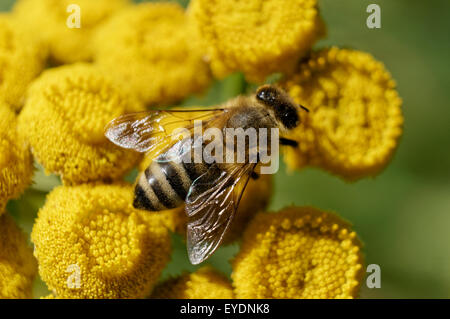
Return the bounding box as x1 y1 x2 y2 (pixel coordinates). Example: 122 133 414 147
256 88 277 103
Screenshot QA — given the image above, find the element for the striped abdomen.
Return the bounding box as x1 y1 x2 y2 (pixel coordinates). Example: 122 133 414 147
133 158 210 211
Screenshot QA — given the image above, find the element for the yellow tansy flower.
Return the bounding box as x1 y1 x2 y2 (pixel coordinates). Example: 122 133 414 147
93 2 212 106
281 47 403 180
232 206 364 299
189 0 325 82
13 0 130 64
0 104 33 213
32 183 171 299
18 63 143 185
151 266 233 299
0 213 37 299
0 14 46 110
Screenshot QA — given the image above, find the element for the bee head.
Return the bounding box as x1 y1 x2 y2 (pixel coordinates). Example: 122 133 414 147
255 85 309 130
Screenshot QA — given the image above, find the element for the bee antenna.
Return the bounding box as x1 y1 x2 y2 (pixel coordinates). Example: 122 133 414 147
299 104 310 112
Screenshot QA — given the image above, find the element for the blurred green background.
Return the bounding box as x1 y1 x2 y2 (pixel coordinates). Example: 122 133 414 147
2 0 449 298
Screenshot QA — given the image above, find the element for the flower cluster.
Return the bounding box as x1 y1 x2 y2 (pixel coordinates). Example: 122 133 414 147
93 2 212 106
32 183 170 298
18 63 144 185
0 14 46 110
189 0 325 82
149 206 363 299
0 104 33 213
151 266 234 299
0 214 37 299
281 47 403 180
232 207 363 298
13 0 130 64
0 0 403 299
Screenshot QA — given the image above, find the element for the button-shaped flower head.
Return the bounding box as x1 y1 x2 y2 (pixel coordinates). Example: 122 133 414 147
13 0 130 64
94 2 212 106
0 14 46 110
0 104 33 213
0 213 37 299
232 206 364 298
281 47 404 180
32 183 171 299
151 266 233 299
18 63 144 185
189 0 325 82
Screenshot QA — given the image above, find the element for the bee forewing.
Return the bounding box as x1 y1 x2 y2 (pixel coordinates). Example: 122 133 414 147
186 162 257 264
104 111 163 152
104 109 225 153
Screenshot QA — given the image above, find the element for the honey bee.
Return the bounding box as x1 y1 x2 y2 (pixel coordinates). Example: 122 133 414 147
105 85 309 264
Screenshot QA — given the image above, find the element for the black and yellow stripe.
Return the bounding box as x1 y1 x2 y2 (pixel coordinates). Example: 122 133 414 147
132 133 258 212
133 158 211 212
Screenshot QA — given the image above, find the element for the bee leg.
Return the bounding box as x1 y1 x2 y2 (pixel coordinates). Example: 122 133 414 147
250 154 260 180
280 137 298 147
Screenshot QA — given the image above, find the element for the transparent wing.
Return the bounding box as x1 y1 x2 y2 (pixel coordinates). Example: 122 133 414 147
154 134 205 164
104 108 225 153
186 162 257 265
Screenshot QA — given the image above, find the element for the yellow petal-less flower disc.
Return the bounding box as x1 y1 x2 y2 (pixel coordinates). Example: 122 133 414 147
0 14 46 110
281 47 404 180
189 0 325 82
13 0 130 64
0 104 33 213
232 206 364 299
0 213 37 299
32 183 171 299
18 63 144 185
93 2 212 106
151 266 233 299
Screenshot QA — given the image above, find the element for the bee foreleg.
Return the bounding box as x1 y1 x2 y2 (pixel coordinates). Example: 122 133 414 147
251 171 259 180
279 137 298 147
